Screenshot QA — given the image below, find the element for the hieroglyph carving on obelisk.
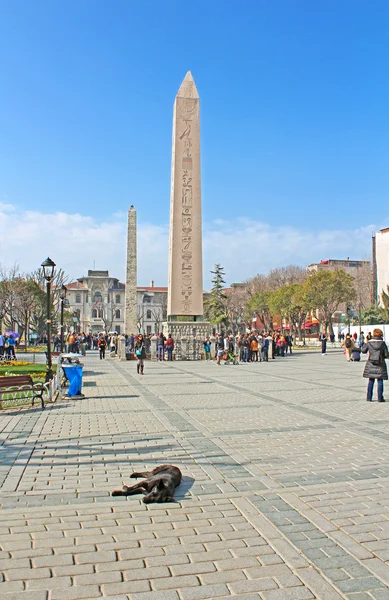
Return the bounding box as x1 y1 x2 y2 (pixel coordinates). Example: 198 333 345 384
125 205 137 333
167 71 203 318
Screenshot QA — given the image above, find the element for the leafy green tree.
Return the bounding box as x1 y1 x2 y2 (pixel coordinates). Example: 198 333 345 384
381 286 389 318
204 264 228 326
361 305 388 325
304 269 356 333
269 283 310 339
246 290 274 331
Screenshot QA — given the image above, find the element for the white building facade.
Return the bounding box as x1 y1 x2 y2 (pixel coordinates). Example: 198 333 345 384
376 228 389 306
65 271 167 335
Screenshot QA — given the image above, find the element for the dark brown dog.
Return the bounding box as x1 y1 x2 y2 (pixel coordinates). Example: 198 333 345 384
112 464 182 503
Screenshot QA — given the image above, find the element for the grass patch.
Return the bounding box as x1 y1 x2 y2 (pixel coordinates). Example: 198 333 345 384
0 364 57 376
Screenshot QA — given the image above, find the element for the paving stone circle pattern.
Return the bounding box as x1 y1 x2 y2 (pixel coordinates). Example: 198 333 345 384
1 350 389 599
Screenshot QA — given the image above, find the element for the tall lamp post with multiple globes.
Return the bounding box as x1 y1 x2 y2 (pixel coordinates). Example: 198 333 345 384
59 284 67 353
41 257 56 382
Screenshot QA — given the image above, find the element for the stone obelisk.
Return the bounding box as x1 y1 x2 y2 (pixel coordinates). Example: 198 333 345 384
125 205 137 334
168 71 203 319
164 72 209 355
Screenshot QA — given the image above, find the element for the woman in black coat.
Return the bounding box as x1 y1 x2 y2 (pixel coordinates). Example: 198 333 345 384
135 334 146 375
361 328 389 402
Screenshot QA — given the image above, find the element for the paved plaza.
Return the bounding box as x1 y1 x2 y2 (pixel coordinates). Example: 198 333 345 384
1 350 389 599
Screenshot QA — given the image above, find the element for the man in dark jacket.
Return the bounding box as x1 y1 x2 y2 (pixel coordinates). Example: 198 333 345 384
362 328 389 402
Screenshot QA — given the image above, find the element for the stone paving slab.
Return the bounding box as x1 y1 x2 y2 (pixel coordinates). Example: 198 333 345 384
1 350 389 598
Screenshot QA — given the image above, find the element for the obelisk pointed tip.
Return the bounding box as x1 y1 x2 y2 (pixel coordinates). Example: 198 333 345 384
176 71 199 99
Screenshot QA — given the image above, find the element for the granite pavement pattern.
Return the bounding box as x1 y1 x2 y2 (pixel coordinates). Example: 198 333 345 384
1 350 389 599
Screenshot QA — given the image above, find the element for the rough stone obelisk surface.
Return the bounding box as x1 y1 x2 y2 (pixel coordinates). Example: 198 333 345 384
167 71 203 319
125 205 137 335
164 72 209 356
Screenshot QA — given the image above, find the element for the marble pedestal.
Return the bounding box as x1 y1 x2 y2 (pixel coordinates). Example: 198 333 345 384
162 321 210 360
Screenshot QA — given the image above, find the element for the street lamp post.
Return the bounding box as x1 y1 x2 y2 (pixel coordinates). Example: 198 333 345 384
59 284 67 353
41 257 56 382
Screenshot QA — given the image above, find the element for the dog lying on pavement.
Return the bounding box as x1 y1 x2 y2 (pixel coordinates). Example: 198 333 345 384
112 464 182 503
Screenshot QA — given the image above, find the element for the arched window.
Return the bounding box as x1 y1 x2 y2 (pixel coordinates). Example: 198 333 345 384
75 293 81 304
92 309 97 318
115 309 121 319
94 290 102 303
115 294 120 304
146 309 152 319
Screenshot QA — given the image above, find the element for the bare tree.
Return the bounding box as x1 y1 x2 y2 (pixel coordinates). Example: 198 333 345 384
137 305 145 333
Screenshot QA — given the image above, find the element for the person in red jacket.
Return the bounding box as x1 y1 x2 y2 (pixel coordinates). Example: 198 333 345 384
165 334 174 361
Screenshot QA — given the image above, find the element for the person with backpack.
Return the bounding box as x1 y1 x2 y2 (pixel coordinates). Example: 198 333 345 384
342 333 354 362
361 328 389 402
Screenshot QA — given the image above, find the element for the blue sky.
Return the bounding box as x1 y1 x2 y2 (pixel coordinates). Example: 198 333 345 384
0 0 388 286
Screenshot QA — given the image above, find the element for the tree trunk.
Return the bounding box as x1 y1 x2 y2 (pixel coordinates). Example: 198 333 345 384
25 315 29 352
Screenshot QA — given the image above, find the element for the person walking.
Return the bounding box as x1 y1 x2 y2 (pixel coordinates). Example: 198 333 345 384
165 334 174 361
342 333 354 362
135 334 146 374
6 335 17 359
362 328 389 402
98 334 106 360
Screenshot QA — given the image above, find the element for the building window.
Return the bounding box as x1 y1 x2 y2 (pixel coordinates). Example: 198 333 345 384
86 294 88 304
94 291 102 303
143 294 152 304
115 309 121 319
75 293 81 304
115 294 120 304
92 309 97 318
146 326 152 334
146 309 152 319
115 325 121 334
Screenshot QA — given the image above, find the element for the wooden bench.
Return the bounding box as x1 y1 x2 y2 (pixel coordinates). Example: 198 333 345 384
0 375 47 410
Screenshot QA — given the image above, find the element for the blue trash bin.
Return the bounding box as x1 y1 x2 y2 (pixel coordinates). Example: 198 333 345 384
63 365 83 397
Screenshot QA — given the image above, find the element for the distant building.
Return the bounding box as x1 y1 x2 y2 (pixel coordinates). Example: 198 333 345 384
307 258 372 324
307 258 370 277
65 270 167 334
376 228 389 306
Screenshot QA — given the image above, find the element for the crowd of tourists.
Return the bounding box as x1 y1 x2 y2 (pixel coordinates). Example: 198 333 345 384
2 325 388 402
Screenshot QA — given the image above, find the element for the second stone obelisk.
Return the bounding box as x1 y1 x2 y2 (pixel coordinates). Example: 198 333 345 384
167 71 203 319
